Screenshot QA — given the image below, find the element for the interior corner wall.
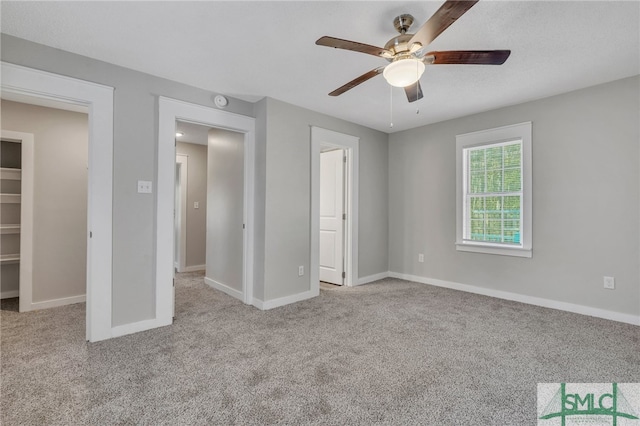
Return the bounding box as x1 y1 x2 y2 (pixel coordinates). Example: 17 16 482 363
389 75 640 317
1 34 255 327
206 128 244 291
258 97 389 301
176 142 207 268
1 99 88 302
252 98 268 301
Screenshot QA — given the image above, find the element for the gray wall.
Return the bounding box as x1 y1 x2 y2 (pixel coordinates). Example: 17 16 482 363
252 99 267 301
206 129 244 290
1 100 88 302
176 142 207 268
389 76 640 316
1 34 254 326
255 97 389 301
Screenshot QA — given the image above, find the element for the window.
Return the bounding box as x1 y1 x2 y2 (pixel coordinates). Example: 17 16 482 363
456 122 532 257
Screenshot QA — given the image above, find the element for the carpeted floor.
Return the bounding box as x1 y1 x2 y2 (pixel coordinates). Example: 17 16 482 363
1 273 638 425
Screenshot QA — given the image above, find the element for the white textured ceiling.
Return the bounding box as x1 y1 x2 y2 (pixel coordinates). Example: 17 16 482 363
176 120 211 146
2 1 638 133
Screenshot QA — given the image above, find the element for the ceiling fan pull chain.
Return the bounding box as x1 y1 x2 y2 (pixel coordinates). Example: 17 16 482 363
416 61 420 115
389 85 394 128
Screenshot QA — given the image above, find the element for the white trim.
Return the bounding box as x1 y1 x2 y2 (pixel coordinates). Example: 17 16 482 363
253 290 316 311
158 97 255 326
455 122 532 258
29 294 86 311
357 271 390 286
111 317 172 339
175 155 188 273
389 271 640 326
204 277 243 301
455 243 532 258
1 290 19 299
1 63 114 342
311 126 359 296
182 264 205 272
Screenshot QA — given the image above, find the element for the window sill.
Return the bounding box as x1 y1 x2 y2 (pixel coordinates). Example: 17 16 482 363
456 242 532 258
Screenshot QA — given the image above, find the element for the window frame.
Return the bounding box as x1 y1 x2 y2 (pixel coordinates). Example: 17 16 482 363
455 122 532 258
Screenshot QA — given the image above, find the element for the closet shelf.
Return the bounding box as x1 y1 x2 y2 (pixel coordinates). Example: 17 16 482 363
0 254 20 264
0 224 20 235
0 168 21 180
0 193 21 203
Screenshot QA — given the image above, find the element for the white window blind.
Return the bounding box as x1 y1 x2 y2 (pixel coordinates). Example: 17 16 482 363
464 140 522 245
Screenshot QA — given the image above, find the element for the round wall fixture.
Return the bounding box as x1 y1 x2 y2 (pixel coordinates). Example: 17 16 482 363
214 95 228 108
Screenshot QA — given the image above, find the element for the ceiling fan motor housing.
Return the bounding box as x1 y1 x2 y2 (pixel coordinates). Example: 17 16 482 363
393 14 414 34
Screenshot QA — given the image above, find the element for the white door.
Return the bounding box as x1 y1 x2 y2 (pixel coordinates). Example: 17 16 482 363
319 149 345 285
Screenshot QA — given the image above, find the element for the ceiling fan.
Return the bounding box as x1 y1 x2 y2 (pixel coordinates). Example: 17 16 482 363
316 0 511 103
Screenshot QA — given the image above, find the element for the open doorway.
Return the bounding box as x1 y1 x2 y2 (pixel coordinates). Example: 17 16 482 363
174 155 188 272
1 62 114 342
311 126 359 296
157 97 255 324
174 121 209 274
172 121 245 310
1 100 88 316
172 121 247 317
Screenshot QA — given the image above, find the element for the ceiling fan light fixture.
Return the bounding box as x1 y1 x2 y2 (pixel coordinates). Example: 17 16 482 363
383 58 425 87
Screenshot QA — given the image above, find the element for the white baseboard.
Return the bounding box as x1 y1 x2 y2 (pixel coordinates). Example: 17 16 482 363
183 264 205 273
357 271 390 286
253 289 317 310
111 317 172 339
389 271 640 326
1 290 19 299
27 294 86 311
204 277 243 302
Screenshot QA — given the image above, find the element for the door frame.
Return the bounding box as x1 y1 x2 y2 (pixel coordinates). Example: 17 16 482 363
174 154 188 273
1 62 114 342
157 97 255 322
310 126 359 294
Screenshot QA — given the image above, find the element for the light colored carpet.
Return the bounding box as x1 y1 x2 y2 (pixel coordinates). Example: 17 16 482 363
1 273 638 425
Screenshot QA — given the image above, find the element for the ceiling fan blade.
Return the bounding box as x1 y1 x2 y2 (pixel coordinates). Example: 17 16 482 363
409 1 479 48
404 81 424 103
426 50 511 65
316 36 392 58
328 67 385 96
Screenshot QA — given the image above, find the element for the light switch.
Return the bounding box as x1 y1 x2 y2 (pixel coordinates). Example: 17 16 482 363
194 201 199 209
137 180 152 194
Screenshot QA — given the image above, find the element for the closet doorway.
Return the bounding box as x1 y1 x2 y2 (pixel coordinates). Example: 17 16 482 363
1 62 114 342
1 99 88 313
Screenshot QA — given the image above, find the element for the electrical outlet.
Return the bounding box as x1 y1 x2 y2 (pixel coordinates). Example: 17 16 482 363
603 276 615 290
298 266 304 276
137 180 152 194
418 253 424 263
194 201 199 209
